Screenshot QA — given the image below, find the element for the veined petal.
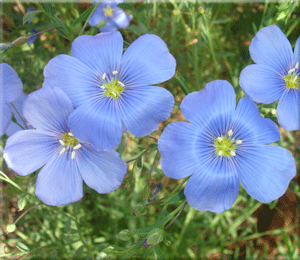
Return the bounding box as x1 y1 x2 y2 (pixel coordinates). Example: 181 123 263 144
35 152 83 206
3 130 56 176
237 145 296 203
232 97 280 144
68 98 122 151
0 63 23 103
184 158 239 213
294 36 300 63
277 89 300 131
24 88 73 134
239 64 284 104
71 32 123 76
77 147 127 193
100 20 118 32
158 122 211 179
119 86 174 137
112 9 132 29
88 4 105 26
120 34 176 87
43 55 99 107
0 103 11 135
249 25 293 73
181 80 236 135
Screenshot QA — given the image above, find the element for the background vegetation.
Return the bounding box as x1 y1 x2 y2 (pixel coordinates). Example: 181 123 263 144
1 1 300 259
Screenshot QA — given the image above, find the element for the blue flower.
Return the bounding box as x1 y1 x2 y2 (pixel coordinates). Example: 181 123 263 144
3 87 127 206
5 93 31 136
43 31 176 151
27 28 38 45
89 0 133 32
158 80 296 213
0 63 23 136
240 25 300 131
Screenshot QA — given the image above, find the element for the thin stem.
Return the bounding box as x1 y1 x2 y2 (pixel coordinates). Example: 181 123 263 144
164 201 187 230
14 203 42 225
126 150 147 163
148 150 159 184
10 103 28 129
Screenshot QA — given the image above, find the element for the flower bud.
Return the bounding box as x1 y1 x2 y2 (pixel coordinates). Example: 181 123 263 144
12 36 29 46
118 229 131 241
132 203 146 216
143 228 164 247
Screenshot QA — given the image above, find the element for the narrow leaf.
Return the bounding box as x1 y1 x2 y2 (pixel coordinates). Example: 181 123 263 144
72 4 98 27
23 10 42 24
162 189 185 205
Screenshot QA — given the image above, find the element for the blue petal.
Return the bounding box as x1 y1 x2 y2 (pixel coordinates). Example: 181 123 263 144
158 121 211 179
120 34 176 87
27 28 38 45
0 103 11 135
68 98 122 151
71 32 123 76
99 20 118 32
3 130 56 176
277 89 300 131
88 4 105 26
24 88 73 134
119 86 174 137
77 147 127 193
237 145 296 203
181 80 236 134
294 36 300 63
249 25 293 74
35 152 83 206
112 9 132 29
184 158 239 213
239 64 284 104
232 97 280 144
43 55 99 108
0 63 23 103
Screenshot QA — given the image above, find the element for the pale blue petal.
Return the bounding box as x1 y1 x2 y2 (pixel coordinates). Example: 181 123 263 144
294 36 300 63
249 25 293 73
277 89 300 131
5 122 21 137
71 32 123 76
69 98 122 151
112 9 132 29
181 80 236 136
35 152 83 206
158 121 212 179
0 103 11 135
237 145 296 203
77 147 127 193
232 97 280 144
119 86 174 137
120 34 176 87
3 130 56 176
0 63 23 103
43 55 99 108
99 19 118 32
239 64 284 104
24 88 73 134
184 158 239 213
88 4 105 26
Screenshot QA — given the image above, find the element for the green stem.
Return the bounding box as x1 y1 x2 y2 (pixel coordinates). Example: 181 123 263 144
10 103 28 129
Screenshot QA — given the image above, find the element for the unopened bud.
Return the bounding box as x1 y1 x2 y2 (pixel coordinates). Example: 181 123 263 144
18 196 27 211
132 203 146 216
118 229 131 241
6 223 16 233
143 228 164 247
12 36 29 46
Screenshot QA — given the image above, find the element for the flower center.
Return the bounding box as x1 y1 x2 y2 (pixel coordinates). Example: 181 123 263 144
284 62 299 90
59 132 82 159
103 5 114 17
101 71 125 99
214 130 242 158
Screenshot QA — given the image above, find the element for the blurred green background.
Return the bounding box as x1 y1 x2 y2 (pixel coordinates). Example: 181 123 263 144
1 1 300 259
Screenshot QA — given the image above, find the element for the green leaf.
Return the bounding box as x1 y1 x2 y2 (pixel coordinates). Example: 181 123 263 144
137 156 143 168
43 2 54 17
153 245 166 260
174 72 191 95
120 238 145 260
74 245 84 258
117 3 132 10
23 10 42 24
64 219 71 233
162 189 185 205
72 4 97 27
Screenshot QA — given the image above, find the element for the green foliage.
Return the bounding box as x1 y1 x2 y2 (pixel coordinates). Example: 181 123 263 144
1 1 300 259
